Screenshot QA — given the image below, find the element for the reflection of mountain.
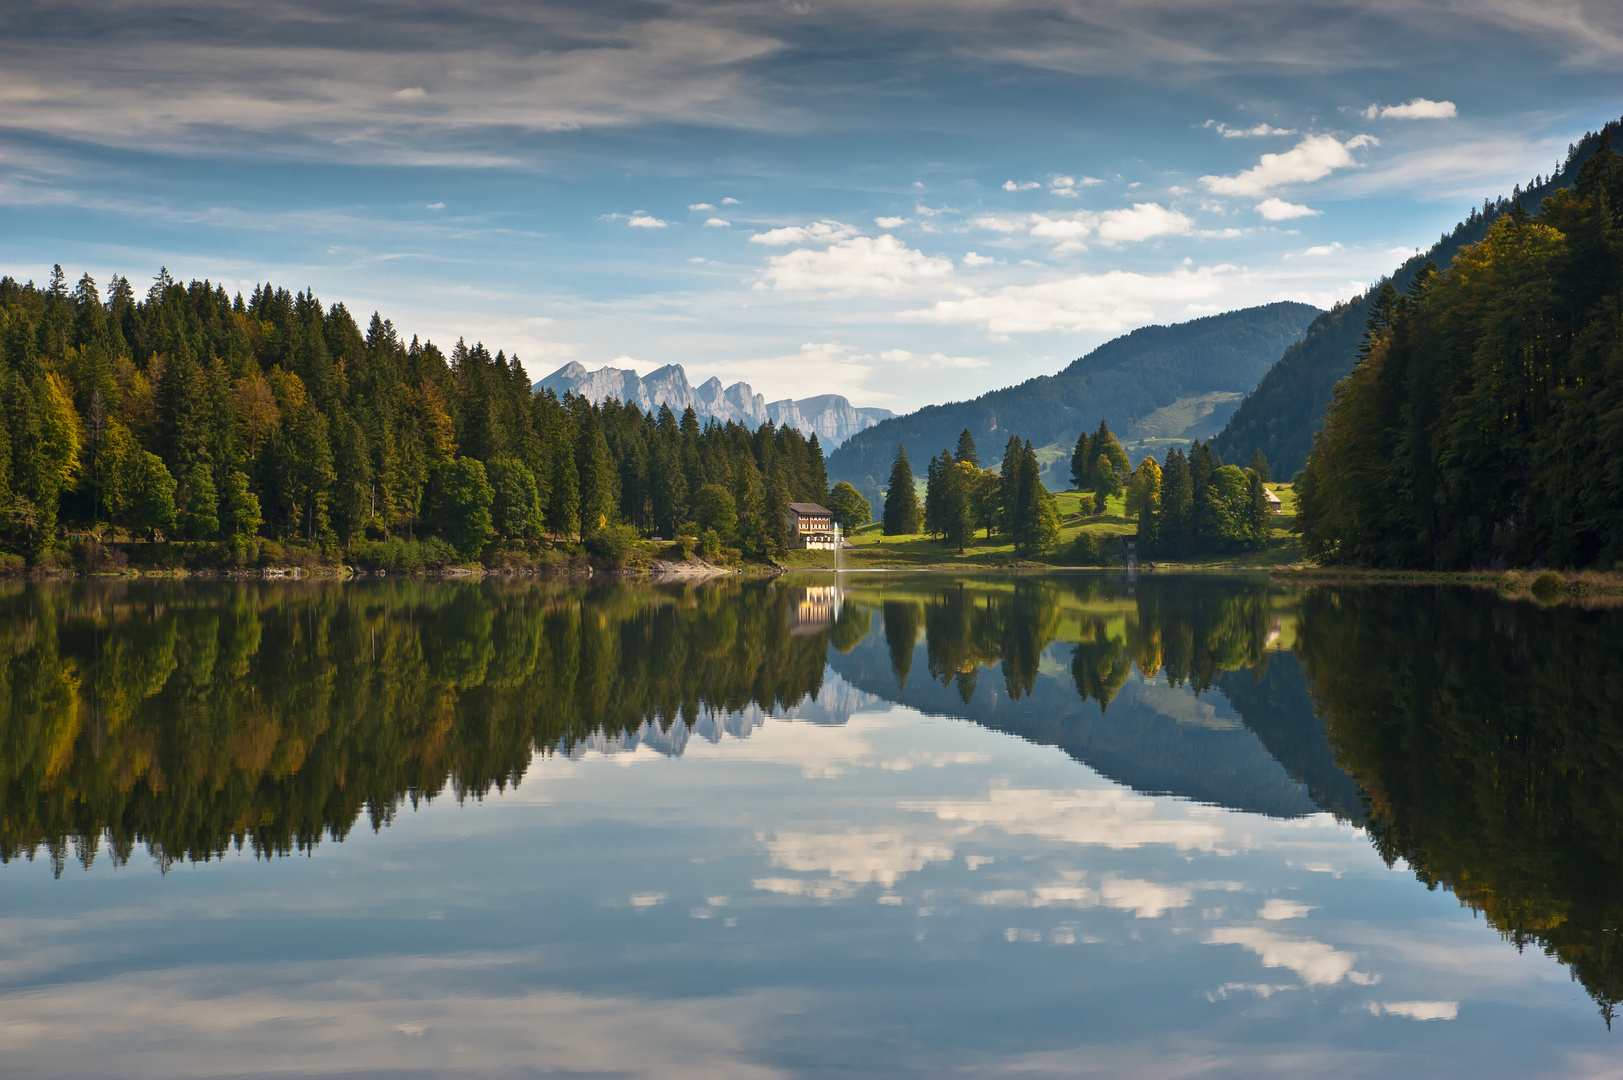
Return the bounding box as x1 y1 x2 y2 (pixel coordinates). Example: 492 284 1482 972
565 675 885 759
828 620 1323 818
1214 656 1366 823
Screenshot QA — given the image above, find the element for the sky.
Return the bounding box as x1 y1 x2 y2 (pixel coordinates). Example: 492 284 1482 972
3 1 1621 413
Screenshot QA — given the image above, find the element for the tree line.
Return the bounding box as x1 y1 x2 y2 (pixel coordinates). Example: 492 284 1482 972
1294 142 1623 568
0 269 831 564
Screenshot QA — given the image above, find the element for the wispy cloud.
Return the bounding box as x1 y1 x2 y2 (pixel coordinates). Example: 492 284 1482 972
1202 134 1377 197
1206 120 1297 138
750 220 859 245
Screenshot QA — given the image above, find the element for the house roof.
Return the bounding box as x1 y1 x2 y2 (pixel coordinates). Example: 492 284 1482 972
788 502 832 515
1264 489 1282 503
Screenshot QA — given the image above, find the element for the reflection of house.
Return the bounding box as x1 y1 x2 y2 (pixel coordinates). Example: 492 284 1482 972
1265 489 1283 514
786 502 839 550
789 586 842 635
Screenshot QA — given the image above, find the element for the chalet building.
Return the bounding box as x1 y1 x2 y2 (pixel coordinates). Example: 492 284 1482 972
1265 489 1283 514
786 502 839 550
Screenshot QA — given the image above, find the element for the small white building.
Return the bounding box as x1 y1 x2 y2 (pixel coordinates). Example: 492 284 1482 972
1265 489 1283 514
786 502 840 550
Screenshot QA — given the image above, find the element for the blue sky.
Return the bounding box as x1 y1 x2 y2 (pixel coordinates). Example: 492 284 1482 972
3 0 1620 411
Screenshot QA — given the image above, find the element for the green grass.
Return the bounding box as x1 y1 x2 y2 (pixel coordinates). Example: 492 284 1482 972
783 484 1303 570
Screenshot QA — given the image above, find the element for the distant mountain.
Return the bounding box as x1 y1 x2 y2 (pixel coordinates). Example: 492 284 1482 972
826 302 1320 503
1212 115 1623 478
536 362 893 447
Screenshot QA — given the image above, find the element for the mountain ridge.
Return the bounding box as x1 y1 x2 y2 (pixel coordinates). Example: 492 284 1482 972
825 301 1321 503
536 361 893 448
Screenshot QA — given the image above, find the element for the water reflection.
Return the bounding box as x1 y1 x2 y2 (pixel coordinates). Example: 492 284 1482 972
1 574 1620 1029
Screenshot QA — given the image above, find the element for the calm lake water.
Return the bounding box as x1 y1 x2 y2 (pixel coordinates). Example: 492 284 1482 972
1 573 1617 1078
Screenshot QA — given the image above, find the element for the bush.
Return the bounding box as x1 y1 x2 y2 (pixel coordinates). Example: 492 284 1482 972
1074 493 1097 516
350 536 461 573
584 524 641 568
1067 531 1109 566
0 552 25 577
698 528 722 559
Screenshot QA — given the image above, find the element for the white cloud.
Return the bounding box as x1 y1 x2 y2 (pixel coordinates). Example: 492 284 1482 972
425 201 445 210
1371 1000 1459 1021
704 217 731 228
962 251 994 267
627 211 668 228
978 204 1190 251
1003 180 1042 191
1255 197 1320 220
1300 242 1344 256
392 86 427 100
874 215 908 229
1375 98 1458 120
749 220 859 245
1207 120 1297 138
901 264 1230 334
759 234 953 295
1205 927 1368 987
722 197 740 205
1096 203 1193 243
1201 134 1377 196
689 202 714 210
1258 899 1314 920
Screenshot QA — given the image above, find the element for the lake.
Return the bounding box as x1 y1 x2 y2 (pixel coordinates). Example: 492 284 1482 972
0 573 1617 1078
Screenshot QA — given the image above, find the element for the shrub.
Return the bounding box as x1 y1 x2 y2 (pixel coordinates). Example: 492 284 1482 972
1067 531 1109 566
698 528 722 559
584 524 641 568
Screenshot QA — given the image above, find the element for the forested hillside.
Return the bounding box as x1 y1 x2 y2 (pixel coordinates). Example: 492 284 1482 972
1214 116 1623 477
1296 142 1623 569
827 302 1319 503
0 271 830 565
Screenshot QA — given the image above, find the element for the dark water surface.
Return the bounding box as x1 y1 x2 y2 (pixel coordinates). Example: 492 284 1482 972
0 573 1617 1078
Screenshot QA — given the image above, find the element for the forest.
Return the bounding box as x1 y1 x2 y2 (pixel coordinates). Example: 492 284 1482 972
1295 142 1623 569
0 271 831 568
1213 116 1623 479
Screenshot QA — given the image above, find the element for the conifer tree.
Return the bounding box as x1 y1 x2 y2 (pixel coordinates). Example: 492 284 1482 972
883 444 921 535
954 428 979 467
1248 448 1271 484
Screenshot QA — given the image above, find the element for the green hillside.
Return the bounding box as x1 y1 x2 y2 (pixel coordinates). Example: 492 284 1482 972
828 301 1319 503
1213 115 1623 478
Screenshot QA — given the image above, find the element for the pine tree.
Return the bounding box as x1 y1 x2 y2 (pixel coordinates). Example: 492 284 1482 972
883 444 921 535
1248 448 1271 484
954 428 979 467
1012 440 1059 556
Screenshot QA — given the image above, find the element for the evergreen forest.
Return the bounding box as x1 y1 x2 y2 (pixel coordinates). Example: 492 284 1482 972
1295 143 1623 568
1213 116 1623 478
0 271 832 567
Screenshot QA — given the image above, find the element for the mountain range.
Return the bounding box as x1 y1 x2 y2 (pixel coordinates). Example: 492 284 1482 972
536 362 893 447
825 301 1320 503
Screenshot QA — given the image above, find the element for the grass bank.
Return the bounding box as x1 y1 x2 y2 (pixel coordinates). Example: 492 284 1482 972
781 484 1302 571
